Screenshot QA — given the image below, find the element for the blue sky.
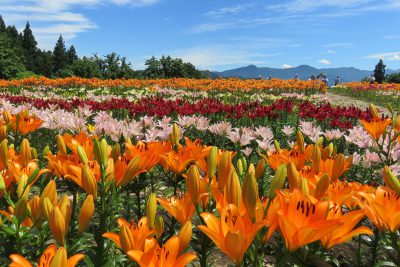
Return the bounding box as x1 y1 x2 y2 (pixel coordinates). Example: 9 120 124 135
1 0 400 71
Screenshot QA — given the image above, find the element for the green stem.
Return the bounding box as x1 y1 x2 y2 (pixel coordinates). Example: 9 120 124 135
96 164 107 265
136 190 142 218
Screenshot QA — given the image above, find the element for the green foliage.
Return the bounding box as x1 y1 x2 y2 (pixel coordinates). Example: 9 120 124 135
385 72 400 83
71 57 102 78
52 35 68 73
22 22 38 71
0 34 26 79
143 55 204 79
67 45 78 65
373 59 386 84
92 52 137 79
14 71 39 79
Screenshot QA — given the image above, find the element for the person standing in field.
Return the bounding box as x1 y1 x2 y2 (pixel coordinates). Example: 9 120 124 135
267 75 272 80
334 76 341 86
294 74 300 81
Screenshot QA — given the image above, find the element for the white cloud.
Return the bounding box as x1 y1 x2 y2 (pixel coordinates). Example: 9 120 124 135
319 59 331 65
204 4 252 17
327 50 336 54
0 0 160 49
269 0 375 13
282 64 293 69
366 52 400 61
323 43 353 48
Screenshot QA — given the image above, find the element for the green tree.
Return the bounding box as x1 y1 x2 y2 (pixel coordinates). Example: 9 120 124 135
35 50 53 77
22 22 38 71
0 34 25 79
143 56 163 79
71 57 102 78
385 72 400 83
67 45 78 65
373 59 386 83
52 35 68 74
0 16 5 33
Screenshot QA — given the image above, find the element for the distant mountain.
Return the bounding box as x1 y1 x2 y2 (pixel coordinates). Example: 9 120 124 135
212 65 399 83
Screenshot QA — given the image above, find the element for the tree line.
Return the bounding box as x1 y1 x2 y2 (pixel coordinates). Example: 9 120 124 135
0 16 204 80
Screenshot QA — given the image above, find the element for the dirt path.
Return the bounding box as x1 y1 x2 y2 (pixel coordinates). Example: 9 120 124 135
325 91 389 114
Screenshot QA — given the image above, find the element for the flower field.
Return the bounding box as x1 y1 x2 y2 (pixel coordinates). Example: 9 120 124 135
1 77 400 266
334 82 400 108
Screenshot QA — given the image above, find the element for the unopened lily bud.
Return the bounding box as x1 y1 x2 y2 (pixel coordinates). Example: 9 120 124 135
49 207 67 246
105 158 115 184
332 146 337 158
14 197 28 221
146 193 157 230
100 139 109 168
187 165 201 206
218 151 234 190
43 146 50 157
40 180 58 206
77 145 88 164
0 139 7 169
241 157 248 172
369 104 379 118
315 174 330 200
178 221 192 254
0 174 5 191
394 114 400 132
383 166 400 194
255 159 266 180
121 156 140 187
296 131 305 153
42 197 53 220
287 162 300 189
312 146 321 173
171 123 180 148
119 225 135 253
27 168 39 185
50 247 67 267
57 195 71 230
242 164 258 220
17 174 29 199
20 138 31 166
78 195 94 234
82 164 97 198
110 143 121 162
225 170 241 207
0 125 7 141
206 146 217 179
299 178 309 195
30 147 37 159
29 195 41 226
3 110 11 124
237 159 244 176
154 216 164 240
274 140 281 152
316 137 324 146
331 154 344 181
56 135 67 157
269 164 287 199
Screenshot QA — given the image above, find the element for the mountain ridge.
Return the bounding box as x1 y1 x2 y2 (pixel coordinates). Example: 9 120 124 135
211 65 398 82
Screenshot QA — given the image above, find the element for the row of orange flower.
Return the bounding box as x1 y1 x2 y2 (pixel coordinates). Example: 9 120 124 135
0 77 327 92
339 82 400 92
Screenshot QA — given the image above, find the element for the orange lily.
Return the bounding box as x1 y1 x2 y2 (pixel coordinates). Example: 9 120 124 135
276 189 342 251
127 236 197 267
103 217 155 253
10 110 43 135
361 117 392 140
157 193 196 225
198 203 267 265
9 244 84 267
359 186 400 232
321 205 372 249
